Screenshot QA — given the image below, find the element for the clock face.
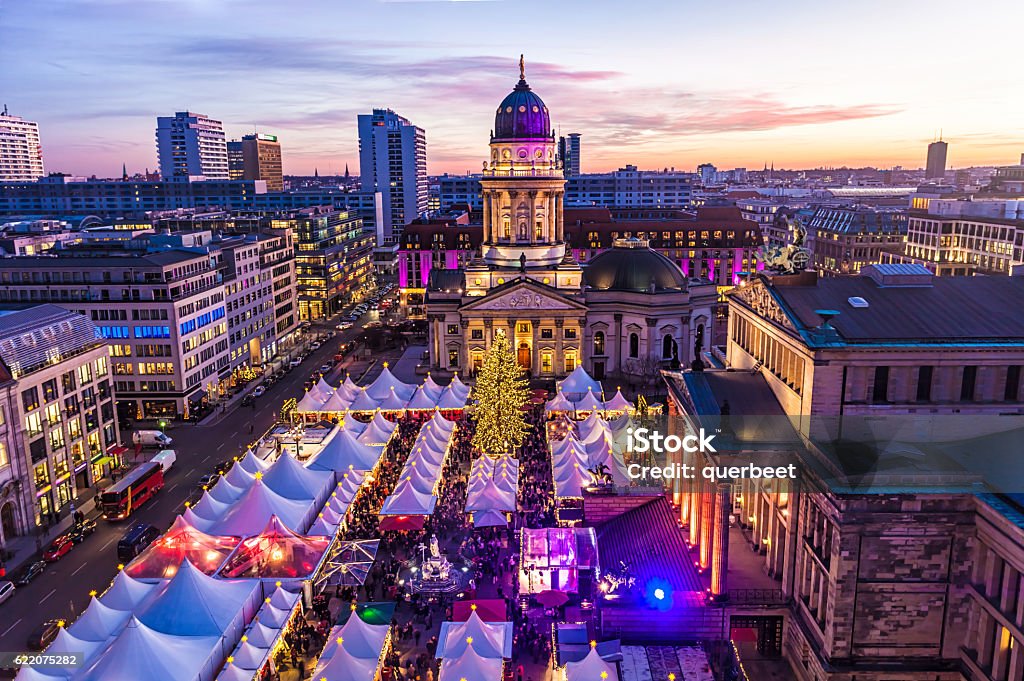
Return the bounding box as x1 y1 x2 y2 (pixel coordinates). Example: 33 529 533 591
502 149 511 159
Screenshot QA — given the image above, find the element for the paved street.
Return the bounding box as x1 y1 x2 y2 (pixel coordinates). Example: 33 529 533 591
0 310 405 654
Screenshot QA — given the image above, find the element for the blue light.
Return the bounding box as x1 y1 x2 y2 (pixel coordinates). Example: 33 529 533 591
654 588 665 601
644 578 673 611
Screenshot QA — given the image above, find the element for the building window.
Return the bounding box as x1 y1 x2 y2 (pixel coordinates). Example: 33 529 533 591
517 323 529 334
42 378 58 403
564 352 577 373
593 331 605 356
961 366 977 401
872 366 889 403
564 328 577 339
541 328 553 340
1005 365 1021 401
447 324 458 335
448 349 459 368
629 333 639 358
662 335 677 360
21 387 39 412
471 329 483 340
916 366 933 402
541 352 553 374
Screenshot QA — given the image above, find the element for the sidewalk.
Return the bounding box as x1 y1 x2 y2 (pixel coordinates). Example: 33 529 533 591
1 489 103 576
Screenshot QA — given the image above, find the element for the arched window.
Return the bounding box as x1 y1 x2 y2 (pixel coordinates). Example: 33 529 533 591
663 335 677 360
593 331 605 356
629 333 639 358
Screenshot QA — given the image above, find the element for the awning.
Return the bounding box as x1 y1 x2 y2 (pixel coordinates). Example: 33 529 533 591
378 515 426 531
188 390 208 403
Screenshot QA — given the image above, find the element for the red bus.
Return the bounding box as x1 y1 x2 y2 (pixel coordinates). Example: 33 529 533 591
100 462 164 520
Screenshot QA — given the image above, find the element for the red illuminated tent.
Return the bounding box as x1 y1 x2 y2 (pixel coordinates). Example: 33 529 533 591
124 515 240 579
218 515 330 579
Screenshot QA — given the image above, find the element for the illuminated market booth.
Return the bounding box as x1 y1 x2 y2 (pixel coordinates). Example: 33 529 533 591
519 527 599 598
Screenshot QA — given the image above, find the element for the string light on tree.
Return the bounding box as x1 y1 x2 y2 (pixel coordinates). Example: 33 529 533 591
470 329 530 457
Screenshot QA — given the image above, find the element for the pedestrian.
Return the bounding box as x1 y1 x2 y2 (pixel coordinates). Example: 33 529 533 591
297 659 305 680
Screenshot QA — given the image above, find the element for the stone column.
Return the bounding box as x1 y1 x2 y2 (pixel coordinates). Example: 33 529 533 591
554 318 564 375
531 318 541 375
546 192 555 243
679 463 692 526
458 319 470 376
711 481 731 600
689 471 703 545
698 474 715 570
528 191 537 245
781 477 800 597
614 313 623 377
556 192 564 243
481 191 490 243
646 317 657 365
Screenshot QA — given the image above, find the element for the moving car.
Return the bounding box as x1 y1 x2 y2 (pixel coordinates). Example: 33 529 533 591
132 430 173 448
0 581 15 606
68 519 97 544
26 620 62 650
116 523 161 563
43 536 74 562
15 560 46 586
150 449 177 472
319 363 333 373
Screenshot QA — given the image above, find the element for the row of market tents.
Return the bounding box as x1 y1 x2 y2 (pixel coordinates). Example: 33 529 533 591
464 455 519 527
378 412 457 528
550 410 635 499
297 369 471 414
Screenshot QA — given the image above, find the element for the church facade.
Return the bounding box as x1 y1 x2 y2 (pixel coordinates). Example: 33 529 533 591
426 59 718 383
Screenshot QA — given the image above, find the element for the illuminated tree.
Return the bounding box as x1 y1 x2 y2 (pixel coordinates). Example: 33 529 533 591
471 330 531 455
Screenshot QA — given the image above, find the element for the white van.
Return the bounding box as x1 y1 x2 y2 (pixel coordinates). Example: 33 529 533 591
150 449 177 472
132 430 173 448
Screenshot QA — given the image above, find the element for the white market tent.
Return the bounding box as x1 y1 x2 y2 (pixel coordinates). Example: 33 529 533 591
603 388 633 413
99 569 159 610
139 560 260 639
437 647 503 681
305 428 383 473
77 616 222 681
379 480 437 516
436 611 513 659
365 365 416 401
262 451 333 504
565 647 619 681
558 366 602 400
68 596 133 642
192 478 315 537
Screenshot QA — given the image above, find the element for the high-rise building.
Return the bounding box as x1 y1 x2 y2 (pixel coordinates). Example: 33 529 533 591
697 163 718 186
926 139 948 179
559 133 581 176
227 133 283 191
357 109 427 245
156 111 229 179
0 108 44 181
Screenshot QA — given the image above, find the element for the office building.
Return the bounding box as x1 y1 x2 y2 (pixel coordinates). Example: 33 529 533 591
558 133 581 176
357 109 427 245
155 111 229 179
884 197 1024 276
805 205 907 275
0 252 228 420
227 133 283 191
926 139 948 179
697 163 718 186
0 108 44 181
0 305 122 542
270 207 373 321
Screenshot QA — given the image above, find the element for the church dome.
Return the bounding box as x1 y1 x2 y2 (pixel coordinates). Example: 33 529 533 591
583 238 688 292
493 57 551 141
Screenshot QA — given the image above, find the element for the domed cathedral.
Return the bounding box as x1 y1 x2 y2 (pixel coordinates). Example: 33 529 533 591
426 57 718 383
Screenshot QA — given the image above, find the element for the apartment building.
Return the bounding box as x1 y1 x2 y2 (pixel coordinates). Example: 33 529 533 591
0 305 121 544
806 205 907 275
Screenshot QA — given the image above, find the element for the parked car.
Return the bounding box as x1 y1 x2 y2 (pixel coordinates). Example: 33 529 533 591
26 619 62 650
252 385 266 398
337 322 352 330
241 393 256 407
288 358 302 368
198 473 219 489
68 519 97 545
15 560 46 586
43 536 74 562
0 581 15 606
116 524 161 563
319 363 333 373
213 461 233 476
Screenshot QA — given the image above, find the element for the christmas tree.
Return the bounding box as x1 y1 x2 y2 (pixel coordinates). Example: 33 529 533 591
471 330 531 456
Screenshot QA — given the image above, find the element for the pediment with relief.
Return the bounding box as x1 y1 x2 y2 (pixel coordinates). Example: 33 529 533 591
730 281 796 331
461 282 584 312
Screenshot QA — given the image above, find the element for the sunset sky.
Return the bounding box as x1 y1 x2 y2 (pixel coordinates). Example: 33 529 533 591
3 0 1023 178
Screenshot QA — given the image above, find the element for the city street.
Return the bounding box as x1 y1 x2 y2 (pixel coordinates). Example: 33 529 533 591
0 311 399 654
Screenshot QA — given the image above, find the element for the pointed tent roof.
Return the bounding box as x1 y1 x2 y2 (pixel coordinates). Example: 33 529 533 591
219 516 330 579
217 662 260 681
358 415 397 445
437 647 503 681
421 374 445 400
225 460 256 488
125 515 240 578
262 452 332 501
244 620 279 648
100 569 159 611
574 388 604 412
436 387 468 410
230 640 270 670
203 478 312 536
472 508 509 528
465 477 516 512
336 610 391 658
343 412 368 434
312 644 379 681
578 410 608 437
315 377 334 396
603 388 632 413
267 584 300 610
78 616 220 681
192 490 233 519
366 365 416 401
545 391 573 412
44 627 106 667
565 647 618 681
306 428 382 473
406 385 438 410
437 611 511 659
296 389 327 413
337 469 366 499
321 390 351 413
140 560 259 636
397 466 436 495
238 449 272 474
448 374 471 399
69 596 132 641
371 410 397 433
429 410 456 432
208 474 247 504
380 481 436 515
377 388 407 411
343 374 361 393
349 388 381 412
558 365 602 398
307 515 339 537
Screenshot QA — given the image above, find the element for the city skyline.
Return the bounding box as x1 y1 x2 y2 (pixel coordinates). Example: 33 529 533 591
2 0 1023 177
